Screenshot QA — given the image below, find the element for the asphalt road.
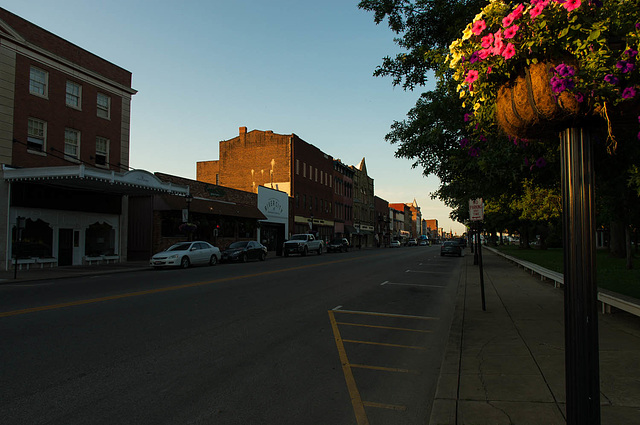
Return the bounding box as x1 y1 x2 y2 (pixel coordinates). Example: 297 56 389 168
0 246 464 425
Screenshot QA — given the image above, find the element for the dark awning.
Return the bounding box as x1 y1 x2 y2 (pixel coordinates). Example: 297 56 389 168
344 225 357 233
158 195 266 220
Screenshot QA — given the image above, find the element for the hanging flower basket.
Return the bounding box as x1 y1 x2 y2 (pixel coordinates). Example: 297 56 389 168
447 0 640 144
179 222 198 233
496 62 585 138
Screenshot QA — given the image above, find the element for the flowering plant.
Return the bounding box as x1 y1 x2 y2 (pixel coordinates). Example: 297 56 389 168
179 222 198 233
448 0 640 142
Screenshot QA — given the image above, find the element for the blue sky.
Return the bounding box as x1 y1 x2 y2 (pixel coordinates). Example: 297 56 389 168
4 0 466 234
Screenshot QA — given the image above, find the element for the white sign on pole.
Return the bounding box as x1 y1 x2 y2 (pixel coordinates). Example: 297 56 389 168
469 198 484 221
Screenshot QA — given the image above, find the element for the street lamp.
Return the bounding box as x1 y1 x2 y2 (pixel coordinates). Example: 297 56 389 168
185 194 193 241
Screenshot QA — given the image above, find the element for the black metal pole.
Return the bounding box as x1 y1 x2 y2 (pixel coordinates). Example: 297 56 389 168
478 223 486 311
473 228 479 265
560 127 600 425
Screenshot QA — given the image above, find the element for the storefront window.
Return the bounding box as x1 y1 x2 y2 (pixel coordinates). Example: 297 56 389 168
12 218 53 258
85 222 115 256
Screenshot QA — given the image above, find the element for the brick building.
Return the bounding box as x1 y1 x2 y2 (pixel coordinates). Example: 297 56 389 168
197 127 335 242
0 7 185 270
374 196 390 247
332 159 354 238
351 158 375 248
390 203 412 242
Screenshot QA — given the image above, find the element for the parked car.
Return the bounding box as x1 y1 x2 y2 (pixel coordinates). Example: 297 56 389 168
221 241 267 262
407 238 418 246
456 237 468 249
390 240 401 248
419 239 428 246
440 240 462 257
150 241 221 269
283 234 324 256
327 238 350 253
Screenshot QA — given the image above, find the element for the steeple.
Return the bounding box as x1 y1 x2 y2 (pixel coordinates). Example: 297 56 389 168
359 157 367 174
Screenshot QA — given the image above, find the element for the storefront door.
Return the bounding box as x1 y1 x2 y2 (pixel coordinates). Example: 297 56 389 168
58 228 73 266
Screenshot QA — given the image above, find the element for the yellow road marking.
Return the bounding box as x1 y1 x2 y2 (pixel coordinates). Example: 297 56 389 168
350 364 419 374
332 308 437 321
335 321 432 333
0 256 372 319
328 310 369 425
342 339 427 350
362 401 407 411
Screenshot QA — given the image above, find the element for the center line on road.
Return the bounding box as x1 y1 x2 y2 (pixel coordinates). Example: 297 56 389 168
381 282 445 288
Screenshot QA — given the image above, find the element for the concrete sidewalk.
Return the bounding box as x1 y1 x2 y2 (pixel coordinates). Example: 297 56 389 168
0 260 151 283
430 249 640 425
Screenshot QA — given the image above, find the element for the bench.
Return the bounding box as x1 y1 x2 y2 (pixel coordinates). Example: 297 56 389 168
102 255 120 264
84 256 103 265
485 246 640 318
11 258 37 270
35 257 58 268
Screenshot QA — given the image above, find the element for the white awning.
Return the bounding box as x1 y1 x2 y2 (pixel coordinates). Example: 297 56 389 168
2 164 189 196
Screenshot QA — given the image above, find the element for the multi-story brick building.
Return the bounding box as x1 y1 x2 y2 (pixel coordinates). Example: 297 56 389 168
374 196 390 247
0 7 187 270
197 127 336 242
332 159 354 238
351 158 375 248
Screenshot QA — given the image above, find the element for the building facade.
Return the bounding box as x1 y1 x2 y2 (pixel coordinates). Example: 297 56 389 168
351 158 374 248
0 8 184 270
332 159 354 239
197 127 335 242
374 196 390 247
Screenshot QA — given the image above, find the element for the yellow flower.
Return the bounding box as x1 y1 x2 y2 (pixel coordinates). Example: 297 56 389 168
462 25 473 40
460 90 466 98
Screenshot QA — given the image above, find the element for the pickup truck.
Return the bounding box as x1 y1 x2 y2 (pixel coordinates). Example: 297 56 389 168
283 234 324 257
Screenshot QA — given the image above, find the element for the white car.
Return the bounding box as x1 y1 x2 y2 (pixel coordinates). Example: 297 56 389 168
390 240 401 248
150 241 221 269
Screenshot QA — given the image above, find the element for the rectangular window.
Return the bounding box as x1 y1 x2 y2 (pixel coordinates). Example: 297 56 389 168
216 174 220 185
95 137 109 166
64 128 80 159
303 163 306 178
66 81 82 109
296 159 299 175
97 93 111 119
27 118 46 152
29 67 48 97
315 168 318 182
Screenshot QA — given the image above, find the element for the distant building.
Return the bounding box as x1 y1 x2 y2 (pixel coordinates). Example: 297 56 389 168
351 158 375 248
332 159 354 238
374 196 390 247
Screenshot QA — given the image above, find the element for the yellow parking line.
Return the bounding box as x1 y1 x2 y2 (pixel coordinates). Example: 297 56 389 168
362 401 407 411
328 310 370 425
332 308 437 321
335 321 432 333
350 364 419 374
0 256 374 319
342 339 427 350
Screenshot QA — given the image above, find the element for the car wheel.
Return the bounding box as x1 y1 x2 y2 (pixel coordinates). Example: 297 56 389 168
209 255 218 266
318 246 322 255
302 247 308 256
181 256 190 268
440 253 444 257
260 252 266 261
241 253 248 263
284 251 289 257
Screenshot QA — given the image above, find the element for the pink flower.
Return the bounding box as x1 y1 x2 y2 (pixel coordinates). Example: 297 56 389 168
503 25 519 39
487 66 492 74
492 30 505 55
481 33 494 48
511 4 525 20
502 43 516 59
563 0 581 12
530 2 546 18
478 49 492 60
465 70 479 84
502 14 515 28
472 20 487 35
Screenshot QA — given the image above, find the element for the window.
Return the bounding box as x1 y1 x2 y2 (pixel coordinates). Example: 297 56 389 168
29 67 48 97
97 93 110 119
66 81 82 109
303 163 306 178
95 137 109 166
296 159 299 175
215 174 220 185
64 129 80 159
27 118 46 152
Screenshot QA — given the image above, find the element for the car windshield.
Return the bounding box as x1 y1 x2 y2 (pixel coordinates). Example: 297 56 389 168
444 241 458 246
291 235 307 240
330 239 343 244
167 243 192 251
229 241 249 249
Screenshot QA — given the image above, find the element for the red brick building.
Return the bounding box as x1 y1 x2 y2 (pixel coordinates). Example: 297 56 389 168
332 159 354 238
0 7 185 270
374 196 390 247
197 127 336 241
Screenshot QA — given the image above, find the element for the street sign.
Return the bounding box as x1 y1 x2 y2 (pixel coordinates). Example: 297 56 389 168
469 199 484 221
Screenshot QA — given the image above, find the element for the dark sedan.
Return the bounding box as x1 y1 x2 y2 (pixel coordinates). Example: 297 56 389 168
221 241 267 262
327 238 350 253
441 241 462 257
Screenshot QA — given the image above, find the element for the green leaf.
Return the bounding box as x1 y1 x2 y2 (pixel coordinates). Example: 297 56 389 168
587 29 601 42
559 27 569 38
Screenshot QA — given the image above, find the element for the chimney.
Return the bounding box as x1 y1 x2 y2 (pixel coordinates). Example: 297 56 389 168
239 126 247 135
